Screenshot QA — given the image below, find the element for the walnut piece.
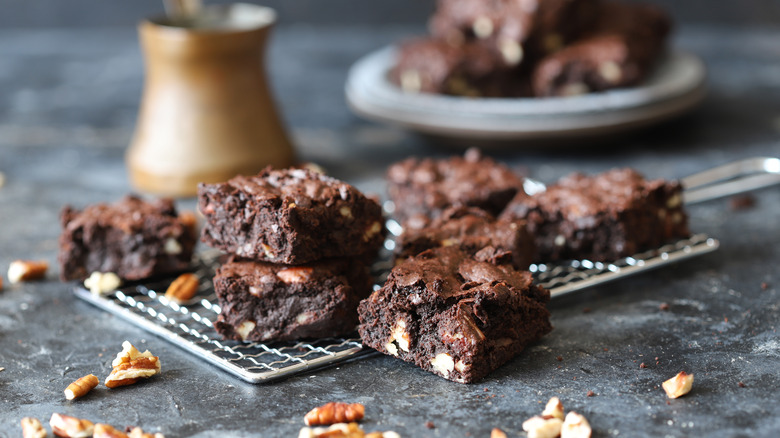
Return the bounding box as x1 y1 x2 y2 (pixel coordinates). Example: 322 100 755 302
662 371 694 399
8 260 48 283
164 273 199 304
304 402 365 426
84 271 122 296
21 417 47 438
64 374 99 400
298 422 399 438
105 341 161 388
542 396 565 420
50 413 94 438
490 428 508 438
561 412 591 438
522 415 563 438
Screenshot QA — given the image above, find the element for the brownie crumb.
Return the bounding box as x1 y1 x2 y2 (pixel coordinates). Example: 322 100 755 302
587 390 595 397
729 194 756 211
659 302 670 311
761 282 769 290
738 382 746 388
582 307 592 313
603 348 609 352
556 356 563 362
640 362 647 368
425 421 435 429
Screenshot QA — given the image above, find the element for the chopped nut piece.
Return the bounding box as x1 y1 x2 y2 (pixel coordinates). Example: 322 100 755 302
430 353 455 378
8 260 48 283
64 374 99 400
93 424 128 438
0 171 5 187
128 427 165 438
561 412 591 438
298 423 398 438
276 267 314 284
84 271 122 296
236 320 256 340
304 402 365 426
490 428 507 438
164 273 199 303
0 276 3 291
542 396 564 420
662 371 694 399
50 413 94 438
522 415 563 438
21 417 47 438
105 341 161 388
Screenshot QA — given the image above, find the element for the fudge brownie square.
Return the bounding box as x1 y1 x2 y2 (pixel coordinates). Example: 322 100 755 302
387 148 526 223
358 246 551 383
391 37 532 98
198 167 385 265
429 0 595 65
58 195 196 281
397 207 536 269
214 257 373 342
532 0 671 96
500 168 689 263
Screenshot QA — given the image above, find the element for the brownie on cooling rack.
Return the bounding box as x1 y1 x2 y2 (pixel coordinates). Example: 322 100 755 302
59 195 196 281
198 167 385 265
396 207 535 269
214 257 373 342
387 148 525 223
500 168 689 263
532 0 671 97
358 246 551 383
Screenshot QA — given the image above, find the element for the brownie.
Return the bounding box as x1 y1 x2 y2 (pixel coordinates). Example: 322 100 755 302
214 257 373 342
428 0 596 65
198 167 385 265
387 148 526 222
397 207 535 269
532 0 671 96
391 37 531 98
500 168 689 262
358 246 551 383
58 195 196 281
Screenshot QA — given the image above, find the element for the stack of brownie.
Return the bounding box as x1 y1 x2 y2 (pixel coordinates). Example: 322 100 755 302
391 0 671 98
198 167 386 343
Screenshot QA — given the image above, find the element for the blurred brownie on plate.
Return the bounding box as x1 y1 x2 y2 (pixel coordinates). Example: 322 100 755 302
358 246 551 383
500 168 689 262
214 257 372 342
387 148 525 223
59 195 196 281
198 167 385 265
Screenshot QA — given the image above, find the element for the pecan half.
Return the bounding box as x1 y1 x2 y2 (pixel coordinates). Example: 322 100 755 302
304 402 365 426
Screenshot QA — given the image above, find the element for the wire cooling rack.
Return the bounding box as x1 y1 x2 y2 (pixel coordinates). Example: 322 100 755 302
73 157 780 383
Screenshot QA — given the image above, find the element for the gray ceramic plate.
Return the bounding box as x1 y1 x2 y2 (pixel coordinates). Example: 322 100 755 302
345 46 707 142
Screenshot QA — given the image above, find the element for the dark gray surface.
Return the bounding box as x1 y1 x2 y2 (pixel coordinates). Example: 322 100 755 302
1 23 780 437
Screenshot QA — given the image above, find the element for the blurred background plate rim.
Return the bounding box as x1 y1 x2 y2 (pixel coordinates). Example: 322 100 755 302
345 45 707 140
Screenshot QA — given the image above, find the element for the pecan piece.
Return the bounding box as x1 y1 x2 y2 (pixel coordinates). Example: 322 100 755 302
64 374 99 400
8 260 48 283
84 272 122 296
49 413 94 438
105 341 161 388
21 417 47 438
93 424 127 438
298 423 399 438
662 371 694 399
164 273 199 304
561 412 591 438
304 402 365 426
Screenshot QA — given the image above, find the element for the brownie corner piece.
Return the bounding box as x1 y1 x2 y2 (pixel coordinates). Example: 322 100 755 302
58 195 196 281
214 257 373 342
386 148 525 222
198 167 385 264
358 246 551 383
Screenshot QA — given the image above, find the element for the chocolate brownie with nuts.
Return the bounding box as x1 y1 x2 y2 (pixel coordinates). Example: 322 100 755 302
532 0 671 96
500 168 689 262
397 207 535 269
58 195 196 281
198 167 385 265
387 148 525 223
214 257 373 342
358 246 551 383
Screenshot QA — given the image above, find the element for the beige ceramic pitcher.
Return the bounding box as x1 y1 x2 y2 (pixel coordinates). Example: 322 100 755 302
127 3 295 197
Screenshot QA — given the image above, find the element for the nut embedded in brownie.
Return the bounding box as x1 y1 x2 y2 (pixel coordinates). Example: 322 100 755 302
396 207 536 269
532 0 671 97
358 246 551 383
198 167 385 265
387 148 526 223
500 168 689 263
214 257 373 342
58 195 196 281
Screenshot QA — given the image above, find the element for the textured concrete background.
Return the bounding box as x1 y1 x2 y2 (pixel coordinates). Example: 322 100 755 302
1 4 780 438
